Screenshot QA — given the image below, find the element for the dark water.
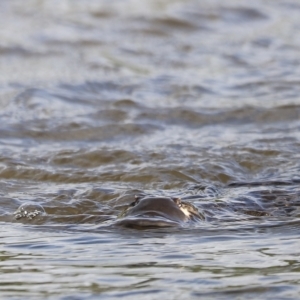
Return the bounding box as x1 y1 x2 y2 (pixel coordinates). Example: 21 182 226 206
1 0 300 298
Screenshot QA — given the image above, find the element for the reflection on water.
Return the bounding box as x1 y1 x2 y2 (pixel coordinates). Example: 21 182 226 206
1 0 300 298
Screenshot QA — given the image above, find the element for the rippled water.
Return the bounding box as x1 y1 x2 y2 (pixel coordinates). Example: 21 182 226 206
1 0 300 298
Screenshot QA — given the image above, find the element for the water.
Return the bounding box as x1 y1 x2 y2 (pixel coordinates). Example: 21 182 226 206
1 0 300 298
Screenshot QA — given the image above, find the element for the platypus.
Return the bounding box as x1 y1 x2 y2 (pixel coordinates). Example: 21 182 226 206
117 196 202 228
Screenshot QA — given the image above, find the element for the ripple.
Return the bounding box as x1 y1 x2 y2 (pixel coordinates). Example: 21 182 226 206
1 0 300 298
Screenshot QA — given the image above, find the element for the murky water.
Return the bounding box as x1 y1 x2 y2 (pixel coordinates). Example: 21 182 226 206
1 0 300 298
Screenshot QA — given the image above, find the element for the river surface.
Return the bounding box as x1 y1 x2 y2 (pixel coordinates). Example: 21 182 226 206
1 0 300 299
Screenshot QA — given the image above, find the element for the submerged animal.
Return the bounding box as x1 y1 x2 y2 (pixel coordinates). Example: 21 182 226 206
116 195 203 228
13 196 203 229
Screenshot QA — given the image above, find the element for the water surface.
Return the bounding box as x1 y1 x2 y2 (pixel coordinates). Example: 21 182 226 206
1 0 300 299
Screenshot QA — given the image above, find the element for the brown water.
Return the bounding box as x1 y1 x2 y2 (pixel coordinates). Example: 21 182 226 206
1 0 300 298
